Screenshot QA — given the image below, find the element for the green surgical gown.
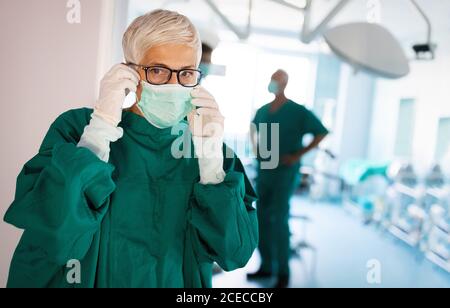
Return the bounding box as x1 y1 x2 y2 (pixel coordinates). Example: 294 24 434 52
252 100 328 276
4 108 258 288
253 100 329 174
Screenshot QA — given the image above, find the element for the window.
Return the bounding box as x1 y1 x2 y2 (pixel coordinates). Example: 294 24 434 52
434 117 450 163
394 98 416 158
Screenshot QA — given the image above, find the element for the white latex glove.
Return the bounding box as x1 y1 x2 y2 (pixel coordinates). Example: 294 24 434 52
94 64 140 126
188 87 226 185
188 87 225 139
77 113 124 162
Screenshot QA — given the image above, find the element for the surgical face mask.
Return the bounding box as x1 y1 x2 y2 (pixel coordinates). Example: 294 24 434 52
137 81 194 129
268 80 280 94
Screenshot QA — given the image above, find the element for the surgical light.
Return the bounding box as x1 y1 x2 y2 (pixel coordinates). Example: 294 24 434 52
323 22 410 79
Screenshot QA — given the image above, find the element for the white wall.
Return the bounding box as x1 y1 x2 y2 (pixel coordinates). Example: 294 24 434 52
368 38 450 175
0 0 112 287
332 64 375 163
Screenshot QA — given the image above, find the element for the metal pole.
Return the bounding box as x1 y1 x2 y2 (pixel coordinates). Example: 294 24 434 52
409 0 432 44
203 0 252 40
267 0 306 12
301 0 352 43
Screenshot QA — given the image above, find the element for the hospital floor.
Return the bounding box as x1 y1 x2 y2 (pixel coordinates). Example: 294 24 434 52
212 196 450 288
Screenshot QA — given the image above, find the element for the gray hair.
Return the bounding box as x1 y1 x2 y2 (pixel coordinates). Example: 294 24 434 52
122 9 202 65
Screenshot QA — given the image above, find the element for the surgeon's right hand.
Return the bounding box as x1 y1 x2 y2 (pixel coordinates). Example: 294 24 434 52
94 64 140 126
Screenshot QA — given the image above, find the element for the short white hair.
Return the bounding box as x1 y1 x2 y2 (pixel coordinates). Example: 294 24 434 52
122 9 202 65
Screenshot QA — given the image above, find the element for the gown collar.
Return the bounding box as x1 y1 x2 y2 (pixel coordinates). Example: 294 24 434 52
120 110 187 137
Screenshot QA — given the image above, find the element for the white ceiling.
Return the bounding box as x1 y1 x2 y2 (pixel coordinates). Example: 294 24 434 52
320 0 450 42
130 0 450 51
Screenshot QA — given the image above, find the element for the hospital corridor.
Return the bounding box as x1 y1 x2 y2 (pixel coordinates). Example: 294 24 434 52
0 0 449 290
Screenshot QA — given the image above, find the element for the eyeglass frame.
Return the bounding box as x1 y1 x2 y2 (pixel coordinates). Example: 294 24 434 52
127 63 203 88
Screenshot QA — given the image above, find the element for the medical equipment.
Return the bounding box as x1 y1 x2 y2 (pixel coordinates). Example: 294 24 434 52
410 0 437 60
380 163 450 273
301 148 343 203
322 158 450 273
197 0 437 79
384 162 429 246
302 155 450 273
422 166 450 272
338 159 390 223
323 22 410 79
290 213 317 284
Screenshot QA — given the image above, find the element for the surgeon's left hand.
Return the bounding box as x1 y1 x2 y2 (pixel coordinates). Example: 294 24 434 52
281 153 302 166
188 87 224 139
188 87 226 185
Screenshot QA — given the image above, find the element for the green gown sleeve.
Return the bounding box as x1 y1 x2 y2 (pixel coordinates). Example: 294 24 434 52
4 109 116 269
304 108 329 136
188 147 259 272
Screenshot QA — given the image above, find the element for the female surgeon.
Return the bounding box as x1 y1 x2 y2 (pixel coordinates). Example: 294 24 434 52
4 9 258 288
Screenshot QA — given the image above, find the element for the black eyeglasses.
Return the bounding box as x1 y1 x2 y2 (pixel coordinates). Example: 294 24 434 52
129 64 203 88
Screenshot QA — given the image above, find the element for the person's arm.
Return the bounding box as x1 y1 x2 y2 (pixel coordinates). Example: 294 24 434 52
282 108 329 166
77 64 138 162
281 135 327 166
188 149 258 272
186 88 258 274
296 134 327 157
4 110 116 272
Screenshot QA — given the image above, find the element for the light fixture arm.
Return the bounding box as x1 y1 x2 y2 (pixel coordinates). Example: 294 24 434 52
203 0 253 40
301 0 352 44
409 0 432 44
266 0 306 12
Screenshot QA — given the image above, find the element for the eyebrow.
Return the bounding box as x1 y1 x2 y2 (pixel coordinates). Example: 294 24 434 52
149 63 196 70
